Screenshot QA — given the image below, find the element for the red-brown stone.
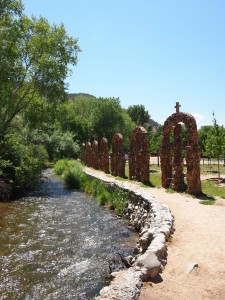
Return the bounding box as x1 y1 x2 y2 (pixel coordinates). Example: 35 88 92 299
110 133 125 178
129 126 150 184
161 104 201 195
99 137 110 174
92 140 99 169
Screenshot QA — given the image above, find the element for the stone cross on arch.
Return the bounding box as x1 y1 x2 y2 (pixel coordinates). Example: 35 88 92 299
175 102 181 113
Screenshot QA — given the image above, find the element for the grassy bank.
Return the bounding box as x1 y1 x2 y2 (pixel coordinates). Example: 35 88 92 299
55 159 225 208
54 159 129 213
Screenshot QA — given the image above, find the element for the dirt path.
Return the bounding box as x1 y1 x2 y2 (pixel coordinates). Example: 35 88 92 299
85 167 225 299
138 187 225 300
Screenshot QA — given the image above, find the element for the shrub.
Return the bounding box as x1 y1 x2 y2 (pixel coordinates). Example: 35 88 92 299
54 159 70 175
62 160 86 189
1 133 48 193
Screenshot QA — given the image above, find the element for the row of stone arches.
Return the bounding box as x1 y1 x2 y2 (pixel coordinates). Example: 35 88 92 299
82 126 150 184
81 103 202 195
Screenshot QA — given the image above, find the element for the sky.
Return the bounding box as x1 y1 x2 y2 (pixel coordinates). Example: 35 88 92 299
23 0 225 127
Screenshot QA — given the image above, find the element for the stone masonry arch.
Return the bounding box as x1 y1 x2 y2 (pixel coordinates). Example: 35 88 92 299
161 102 201 195
100 137 110 174
92 140 99 170
129 125 150 184
110 133 125 178
85 141 92 167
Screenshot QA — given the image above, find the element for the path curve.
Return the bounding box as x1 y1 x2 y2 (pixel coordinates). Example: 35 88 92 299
85 167 225 300
138 185 225 300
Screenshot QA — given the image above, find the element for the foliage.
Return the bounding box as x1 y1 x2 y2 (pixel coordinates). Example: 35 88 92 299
126 104 150 126
0 0 80 136
91 97 130 147
56 159 129 213
149 125 163 154
198 125 212 155
0 0 80 196
54 159 70 175
0 132 48 193
46 130 80 161
58 96 135 151
204 116 225 177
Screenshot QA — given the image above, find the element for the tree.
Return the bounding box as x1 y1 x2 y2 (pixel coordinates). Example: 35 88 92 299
198 125 212 156
0 0 80 196
149 125 163 154
0 0 80 136
126 104 150 126
204 116 225 178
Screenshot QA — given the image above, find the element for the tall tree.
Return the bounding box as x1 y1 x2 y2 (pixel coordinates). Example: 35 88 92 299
198 125 212 156
204 116 225 178
0 0 80 137
126 104 150 126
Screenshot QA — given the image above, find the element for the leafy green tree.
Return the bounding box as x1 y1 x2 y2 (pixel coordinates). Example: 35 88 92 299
126 104 150 126
58 96 97 143
149 125 163 154
58 96 135 151
198 125 212 156
0 0 80 196
0 0 80 136
92 97 125 145
204 116 225 178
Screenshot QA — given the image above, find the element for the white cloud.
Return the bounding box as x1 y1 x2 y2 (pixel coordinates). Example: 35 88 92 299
191 113 205 127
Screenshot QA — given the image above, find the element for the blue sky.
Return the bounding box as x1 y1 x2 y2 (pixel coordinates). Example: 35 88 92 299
23 0 225 127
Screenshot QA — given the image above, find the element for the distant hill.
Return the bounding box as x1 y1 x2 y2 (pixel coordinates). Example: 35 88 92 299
67 93 96 101
149 118 161 129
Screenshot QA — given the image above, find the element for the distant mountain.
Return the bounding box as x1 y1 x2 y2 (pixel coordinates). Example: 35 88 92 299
67 93 96 101
149 118 161 128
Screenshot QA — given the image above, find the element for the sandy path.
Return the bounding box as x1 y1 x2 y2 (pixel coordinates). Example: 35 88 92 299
138 188 225 300
85 167 225 299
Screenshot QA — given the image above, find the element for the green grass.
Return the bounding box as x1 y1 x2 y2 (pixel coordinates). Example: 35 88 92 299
56 160 225 207
201 179 225 199
55 159 129 213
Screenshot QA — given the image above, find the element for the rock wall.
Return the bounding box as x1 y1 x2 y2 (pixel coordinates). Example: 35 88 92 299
84 169 174 300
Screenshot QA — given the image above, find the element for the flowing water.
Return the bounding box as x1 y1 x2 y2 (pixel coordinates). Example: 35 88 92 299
0 169 137 300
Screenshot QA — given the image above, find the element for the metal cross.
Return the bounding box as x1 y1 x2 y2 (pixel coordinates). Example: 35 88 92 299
175 102 181 113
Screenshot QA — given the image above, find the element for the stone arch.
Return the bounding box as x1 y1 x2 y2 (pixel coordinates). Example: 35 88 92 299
100 137 110 174
92 140 99 170
110 133 125 178
161 104 201 195
129 126 150 184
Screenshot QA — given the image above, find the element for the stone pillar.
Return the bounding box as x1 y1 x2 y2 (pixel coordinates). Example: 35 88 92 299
92 140 99 170
129 126 150 184
100 137 110 174
111 133 125 178
172 124 186 191
85 141 92 167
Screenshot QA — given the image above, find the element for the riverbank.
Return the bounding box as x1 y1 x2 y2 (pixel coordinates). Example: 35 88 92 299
84 167 225 300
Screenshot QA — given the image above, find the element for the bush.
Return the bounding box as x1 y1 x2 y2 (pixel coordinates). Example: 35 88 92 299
1 133 48 194
46 130 80 161
62 160 86 189
54 159 70 175
56 159 130 213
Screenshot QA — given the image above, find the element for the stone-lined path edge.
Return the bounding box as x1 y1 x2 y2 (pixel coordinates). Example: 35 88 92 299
84 167 174 300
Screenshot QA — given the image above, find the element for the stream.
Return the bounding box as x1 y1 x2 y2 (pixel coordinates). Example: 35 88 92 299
0 169 137 300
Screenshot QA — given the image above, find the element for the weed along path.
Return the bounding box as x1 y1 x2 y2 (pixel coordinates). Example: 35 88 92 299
84 167 225 300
